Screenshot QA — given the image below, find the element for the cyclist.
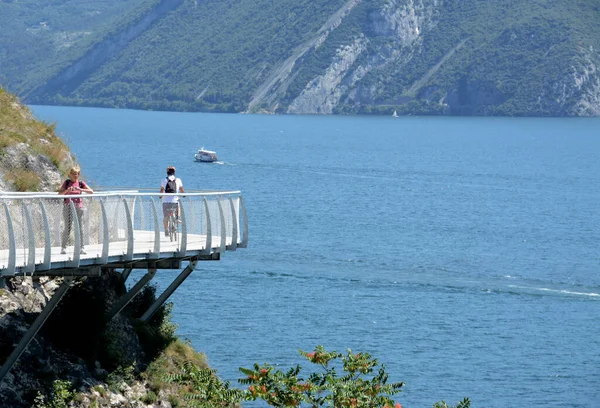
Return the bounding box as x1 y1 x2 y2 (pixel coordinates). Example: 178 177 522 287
159 166 184 237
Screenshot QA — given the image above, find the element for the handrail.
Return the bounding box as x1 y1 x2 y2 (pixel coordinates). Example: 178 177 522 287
0 190 247 277
0 190 242 199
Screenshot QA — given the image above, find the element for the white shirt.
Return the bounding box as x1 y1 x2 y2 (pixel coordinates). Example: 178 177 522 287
160 176 183 203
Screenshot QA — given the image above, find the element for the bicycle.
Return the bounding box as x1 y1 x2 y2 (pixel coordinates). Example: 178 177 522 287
166 209 178 242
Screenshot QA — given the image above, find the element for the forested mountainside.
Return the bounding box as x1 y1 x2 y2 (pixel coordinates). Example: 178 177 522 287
1 0 599 116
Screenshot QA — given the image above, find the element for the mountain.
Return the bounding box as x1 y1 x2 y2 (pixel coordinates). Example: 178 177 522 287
1 0 599 116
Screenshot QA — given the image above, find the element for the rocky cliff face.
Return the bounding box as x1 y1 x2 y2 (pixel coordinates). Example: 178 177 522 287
285 0 438 114
568 46 600 116
288 36 369 114
0 142 66 192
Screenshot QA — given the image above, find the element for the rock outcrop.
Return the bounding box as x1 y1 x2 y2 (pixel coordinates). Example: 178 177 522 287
1 143 67 191
0 89 75 192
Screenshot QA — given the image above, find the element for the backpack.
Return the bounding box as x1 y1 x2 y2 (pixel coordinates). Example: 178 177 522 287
165 177 177 194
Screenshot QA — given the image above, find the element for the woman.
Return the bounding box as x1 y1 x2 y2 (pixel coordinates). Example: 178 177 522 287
58 166 93 254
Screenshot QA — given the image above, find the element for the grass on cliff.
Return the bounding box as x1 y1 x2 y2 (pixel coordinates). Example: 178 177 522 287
142 338 209 398
0 86 70 190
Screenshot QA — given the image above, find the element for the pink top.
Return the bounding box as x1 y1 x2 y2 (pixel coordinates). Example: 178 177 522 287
61 179 89 209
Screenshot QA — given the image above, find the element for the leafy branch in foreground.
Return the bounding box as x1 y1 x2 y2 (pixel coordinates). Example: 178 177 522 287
167 360 244 407
239 345 404 407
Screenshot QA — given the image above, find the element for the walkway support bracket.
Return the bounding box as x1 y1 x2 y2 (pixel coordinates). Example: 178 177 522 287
2 202 16 276
0 276 73 384
122 198 134 261
121 268 132 282
99 200 109 263
106 268 156 321
22 202 36 275
217 197 226 253
38 201 51 271
141 260 197 322
150 197 160 257
228 197 238 251
239 196 248 248
177 202 187 257
202 198 212 254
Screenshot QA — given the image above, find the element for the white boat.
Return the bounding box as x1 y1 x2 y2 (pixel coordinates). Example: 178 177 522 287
194 147 218 162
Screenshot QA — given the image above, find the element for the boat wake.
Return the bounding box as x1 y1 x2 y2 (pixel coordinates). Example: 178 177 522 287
507 284 600 298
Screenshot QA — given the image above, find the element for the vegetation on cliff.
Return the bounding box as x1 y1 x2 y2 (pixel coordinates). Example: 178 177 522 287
0 86 73 191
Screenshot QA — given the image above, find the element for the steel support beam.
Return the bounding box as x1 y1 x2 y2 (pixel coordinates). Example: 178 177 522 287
140 261 197 322
106 268 156 321
0 276 73 384
121 268 132 282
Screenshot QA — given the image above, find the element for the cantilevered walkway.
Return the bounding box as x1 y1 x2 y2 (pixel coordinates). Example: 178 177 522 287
0 189 247 276
0 189 247 382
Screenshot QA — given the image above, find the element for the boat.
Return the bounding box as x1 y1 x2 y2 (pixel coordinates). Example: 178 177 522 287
194 147 218 162
392 110 399 118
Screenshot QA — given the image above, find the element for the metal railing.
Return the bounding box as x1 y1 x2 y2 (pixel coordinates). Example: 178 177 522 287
0 189 248 276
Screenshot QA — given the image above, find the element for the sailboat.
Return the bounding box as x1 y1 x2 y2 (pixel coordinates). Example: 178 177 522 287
392 110 399 118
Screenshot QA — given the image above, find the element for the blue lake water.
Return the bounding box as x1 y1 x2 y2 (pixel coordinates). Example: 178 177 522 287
32 105 600 407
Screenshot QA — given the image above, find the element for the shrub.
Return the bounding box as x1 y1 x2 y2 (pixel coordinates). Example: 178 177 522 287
168 394 181 407
106 365 136 393
168 361 245 407
142 390 158 404
33 380 75 408
92 385 107 398
6 169 41 191
239 345 404 407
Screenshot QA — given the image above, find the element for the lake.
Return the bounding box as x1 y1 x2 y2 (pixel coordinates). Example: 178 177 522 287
32 105 600 407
